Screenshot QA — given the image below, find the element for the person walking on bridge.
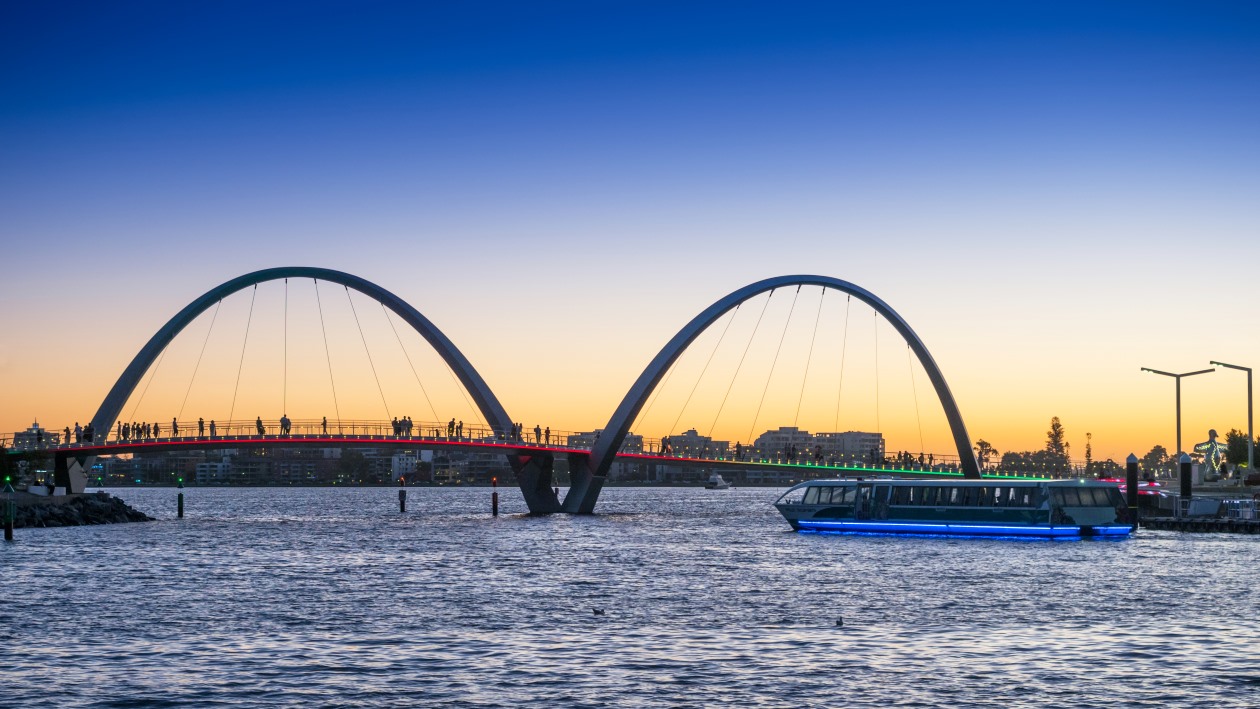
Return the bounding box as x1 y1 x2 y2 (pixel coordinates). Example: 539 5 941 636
545 427 551 445
256 416 265 436
321 416 328 435
209 419 216 438
534 425 542 444
280 414 291 435
172 418 179 437
198 417 205 437
447 418 455 438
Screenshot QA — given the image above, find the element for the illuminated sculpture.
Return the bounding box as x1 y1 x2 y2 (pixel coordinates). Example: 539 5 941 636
1193 429 1229 481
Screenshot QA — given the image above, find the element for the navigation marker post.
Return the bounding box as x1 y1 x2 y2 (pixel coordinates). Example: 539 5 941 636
177 478 184 519
3 476 14 541
1179 453 1193 512
1125 454 1139 531
492 477 499 517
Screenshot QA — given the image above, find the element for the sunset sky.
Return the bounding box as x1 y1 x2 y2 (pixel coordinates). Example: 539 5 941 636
2 2 1257 463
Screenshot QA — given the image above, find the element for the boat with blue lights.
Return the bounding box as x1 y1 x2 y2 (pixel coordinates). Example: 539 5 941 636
774 478 1133 538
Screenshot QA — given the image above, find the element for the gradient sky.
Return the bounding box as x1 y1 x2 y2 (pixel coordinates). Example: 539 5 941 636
2 1 1258 462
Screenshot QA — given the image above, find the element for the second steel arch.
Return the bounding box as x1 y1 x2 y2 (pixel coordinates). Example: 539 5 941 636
564 275 981 513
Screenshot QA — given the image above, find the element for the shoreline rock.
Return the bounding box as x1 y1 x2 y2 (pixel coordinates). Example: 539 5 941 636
10 492 154 528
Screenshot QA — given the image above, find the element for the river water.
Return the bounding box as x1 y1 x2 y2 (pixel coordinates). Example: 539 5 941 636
2 486 1257 707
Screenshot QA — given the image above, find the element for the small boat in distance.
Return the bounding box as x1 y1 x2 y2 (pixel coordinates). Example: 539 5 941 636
774 478 1132 538
705 473 731 490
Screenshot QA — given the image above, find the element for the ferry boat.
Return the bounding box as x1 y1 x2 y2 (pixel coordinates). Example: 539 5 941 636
774 478 1133 538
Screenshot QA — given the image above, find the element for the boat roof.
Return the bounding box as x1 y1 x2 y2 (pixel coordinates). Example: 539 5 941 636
783 478 1120 491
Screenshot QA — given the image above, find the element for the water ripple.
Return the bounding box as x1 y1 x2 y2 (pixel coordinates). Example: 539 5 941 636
4 487 1258 707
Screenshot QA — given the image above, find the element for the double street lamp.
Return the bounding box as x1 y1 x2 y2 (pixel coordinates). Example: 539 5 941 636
1140 367 1215 456
1210 360 1253 474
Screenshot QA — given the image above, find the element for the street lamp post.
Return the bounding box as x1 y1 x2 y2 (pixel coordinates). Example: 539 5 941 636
1210 360 1253 475
1140 367 1214 456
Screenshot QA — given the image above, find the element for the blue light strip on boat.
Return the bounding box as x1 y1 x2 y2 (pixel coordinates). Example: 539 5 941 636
1087 525 1135 536
796 520 1131 537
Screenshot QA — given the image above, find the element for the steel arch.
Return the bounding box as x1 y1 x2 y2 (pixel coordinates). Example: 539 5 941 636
567 275 979 513
88 266 514 440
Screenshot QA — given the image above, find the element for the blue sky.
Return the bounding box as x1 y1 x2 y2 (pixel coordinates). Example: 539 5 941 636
2 1 1258 459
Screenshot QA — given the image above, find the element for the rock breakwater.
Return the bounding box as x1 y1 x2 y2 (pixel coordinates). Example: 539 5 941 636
12 492 154 528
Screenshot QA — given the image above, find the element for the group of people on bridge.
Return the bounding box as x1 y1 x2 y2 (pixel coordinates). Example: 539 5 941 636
62 422 97 444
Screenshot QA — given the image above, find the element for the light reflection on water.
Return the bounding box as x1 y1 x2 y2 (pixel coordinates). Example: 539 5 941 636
3 486 1258 707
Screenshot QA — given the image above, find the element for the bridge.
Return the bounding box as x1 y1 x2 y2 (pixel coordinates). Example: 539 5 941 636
5 267 986 513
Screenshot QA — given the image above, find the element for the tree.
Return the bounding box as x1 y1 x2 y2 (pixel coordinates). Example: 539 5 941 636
1045 417 1069 459
999 449 1072 474
1225 429 1250 467
974 440 998 468
1140 445 1171 475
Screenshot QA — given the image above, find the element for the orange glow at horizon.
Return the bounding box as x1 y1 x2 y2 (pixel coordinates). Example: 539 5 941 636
4 273 1252 466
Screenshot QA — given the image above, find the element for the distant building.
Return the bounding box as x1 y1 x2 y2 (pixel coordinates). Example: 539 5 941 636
662 429 728 459
196 460 231 485
814 431 885 463
11 421 58 450
751 427 884 464
751 427 816 459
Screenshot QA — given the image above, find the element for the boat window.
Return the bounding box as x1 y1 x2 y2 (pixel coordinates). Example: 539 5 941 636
1104 487 1124 507
1011 488 1032 507
1059 488 1081 506
891 487 911 505
1087 487 1113 506
803 486 820 505
821 487 846 504
977 487 992 506
990 487 1004 506
947 487 962 505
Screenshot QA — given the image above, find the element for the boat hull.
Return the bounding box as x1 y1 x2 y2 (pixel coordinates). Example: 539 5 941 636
793 518 1132 538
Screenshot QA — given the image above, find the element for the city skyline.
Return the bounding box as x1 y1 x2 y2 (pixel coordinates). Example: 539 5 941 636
2 2 1258 464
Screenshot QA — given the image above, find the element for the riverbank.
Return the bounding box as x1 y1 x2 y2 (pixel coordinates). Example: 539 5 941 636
9 491 154 528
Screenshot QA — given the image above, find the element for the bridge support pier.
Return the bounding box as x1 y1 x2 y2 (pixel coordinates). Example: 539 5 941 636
513 454 562 514
53 454 89 494
561 455 605 514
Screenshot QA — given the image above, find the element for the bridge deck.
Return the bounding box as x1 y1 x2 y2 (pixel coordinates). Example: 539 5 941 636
5 433 1050 480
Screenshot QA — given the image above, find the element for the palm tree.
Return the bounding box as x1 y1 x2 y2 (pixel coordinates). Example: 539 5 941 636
974 440 998 469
